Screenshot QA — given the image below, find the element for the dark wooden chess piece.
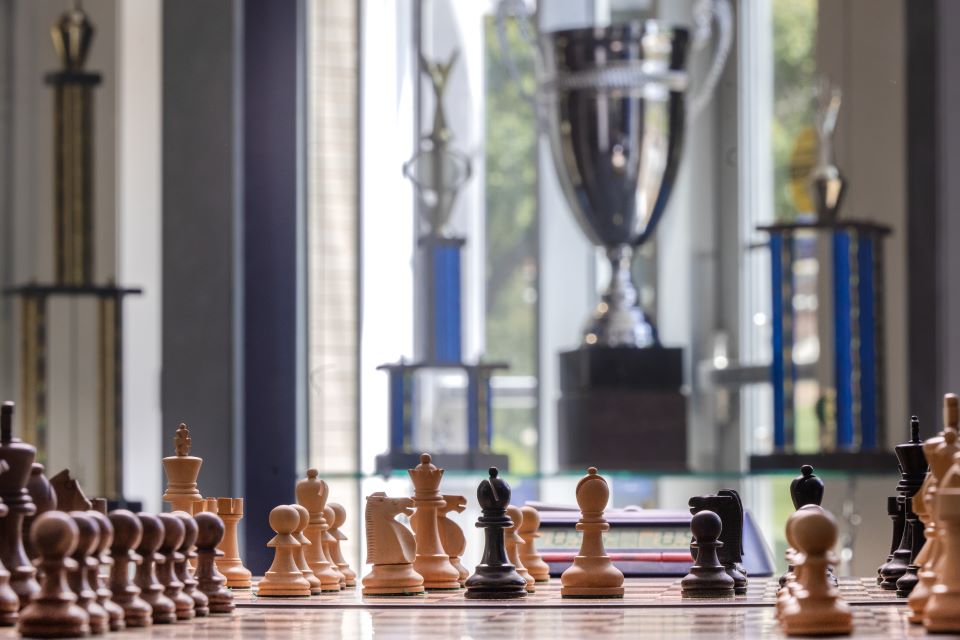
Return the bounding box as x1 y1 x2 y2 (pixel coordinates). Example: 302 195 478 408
134 513 176 623
681 510 735 598
156 513 193 621
780 465 825 587
464 468 527 599
194 512 234 613
689 489 747 595
86 510 124 631
878 496 904 585
0 402 40 607
173 511 208 616
50 469 93 512
107 509 152 627
23 464 56 562
18 511 90 638
66 512 108 634
0 460 20 625
880 417 927 591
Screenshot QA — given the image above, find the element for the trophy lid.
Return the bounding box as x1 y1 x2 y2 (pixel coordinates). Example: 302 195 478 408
51 2 95 72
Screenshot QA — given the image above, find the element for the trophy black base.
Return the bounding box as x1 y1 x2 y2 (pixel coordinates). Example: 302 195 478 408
557 347 687 472
375 451 510 476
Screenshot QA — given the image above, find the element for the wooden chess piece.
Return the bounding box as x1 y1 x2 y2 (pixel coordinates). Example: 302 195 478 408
193 512 234 613
18 512 90 638
464 468 527 599
0 402 40 607
879 496 904 585
909 427 957 623
0 460 19 626
361 493 424 596
256 505 311 597
781 465 825 587
408 453 461 590
328 502 357 587
214 498 252 588
881 416 927 592
437 495 468 586
689 490 748 594
162 424 203 513
23 464 56 563
50 470 92 512
518 505 550 583
134 513 176 624
923 440 960 632
776 509 809 619
561 468 624 598
321 505 346 588
66 512 107 634
86 510 124 631
156 513 193 621
781 508 852 636
681 510 735 598
505 505 535 592
295 469 341 592
290 504 323 594
172 511 208 617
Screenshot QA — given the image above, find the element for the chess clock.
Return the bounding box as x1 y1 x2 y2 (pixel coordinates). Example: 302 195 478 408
533 507 775 577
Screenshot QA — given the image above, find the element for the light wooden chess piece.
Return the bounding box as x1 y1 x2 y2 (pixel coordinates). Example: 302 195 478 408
361 493 424 596
295 469 341 592
291 504 323 594
50 470 92 512
408 453 461 590
519 505 550 583
923 445 960 632
438 495 468 586
256 505 311 597
17 512 90 638
776 507 814 619
506 505 535 592
214 498 252 588
162 424 203 513
560 467 624 598
909 425 956 623
328 502 357 587
322 505 346 588
780 508 852 636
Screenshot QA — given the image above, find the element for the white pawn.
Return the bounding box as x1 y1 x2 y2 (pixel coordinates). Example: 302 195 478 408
256 506 311 597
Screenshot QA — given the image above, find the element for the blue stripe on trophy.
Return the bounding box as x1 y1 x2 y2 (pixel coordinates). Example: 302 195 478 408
433 243 462 363
467 368 479 451
858 233 878 449
770 234 786 451
833 230 854 449
388 368 406 451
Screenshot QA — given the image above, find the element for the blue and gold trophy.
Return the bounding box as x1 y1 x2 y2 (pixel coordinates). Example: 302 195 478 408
375 53 509 475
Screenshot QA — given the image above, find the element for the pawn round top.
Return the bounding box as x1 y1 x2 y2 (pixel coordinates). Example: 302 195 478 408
291 504 310 536
68 511 99 557
172 511 198 551
330 502 346 528
420 453 432 465
87 510 113 553
477 466 511 510
136 512 164 553
108 509 143 551
791 508 837 555
506 505 523 532
690 510 722 542
306 468 319 479
323 505 336 528
519 505 540 532
575 467 609 514
268 505 300 535
195 511 225 548
31 510 79 558
158 512 186 553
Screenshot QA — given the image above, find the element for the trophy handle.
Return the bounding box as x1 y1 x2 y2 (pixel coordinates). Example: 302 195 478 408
687 0 734 120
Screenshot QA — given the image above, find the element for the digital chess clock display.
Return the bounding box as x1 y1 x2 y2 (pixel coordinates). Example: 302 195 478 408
539 525 690 550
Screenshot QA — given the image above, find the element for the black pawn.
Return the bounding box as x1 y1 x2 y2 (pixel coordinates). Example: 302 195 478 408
681 510 734 598
464 468 526 600
688 490 747 595
780 465 825 587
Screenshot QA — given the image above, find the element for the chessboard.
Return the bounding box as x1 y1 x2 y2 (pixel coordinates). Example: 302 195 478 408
232 577 903 609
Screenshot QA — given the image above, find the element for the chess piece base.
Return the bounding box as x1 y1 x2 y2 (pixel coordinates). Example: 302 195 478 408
17 618 90 639
362 585 425 596
463 585 527 599
256 571 311 598
361 564 423 596
219 562 253 589
561 585 624 598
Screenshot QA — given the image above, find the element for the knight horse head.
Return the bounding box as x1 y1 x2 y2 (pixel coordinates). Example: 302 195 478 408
364 492 416 565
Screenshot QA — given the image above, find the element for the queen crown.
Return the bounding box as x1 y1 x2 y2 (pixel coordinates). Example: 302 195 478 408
408 453 444 495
